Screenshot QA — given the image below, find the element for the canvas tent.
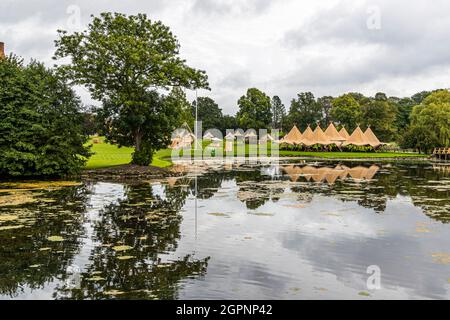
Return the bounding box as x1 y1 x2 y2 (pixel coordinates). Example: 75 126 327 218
225 132 235 140
311 125 332 145
364 126 382 148
209 137 222 148
203 132 215 140
325 123 347 146
343 126 371 146
259 133 275 144
301 125 315 146
281 125 303 145
234 129 244 138
244 129 257 139
339 127 350 140
170 130 195 149
170 124 196 149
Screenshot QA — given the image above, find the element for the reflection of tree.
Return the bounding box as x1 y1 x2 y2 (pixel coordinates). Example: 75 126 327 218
56 183 209 300
0 186 89 297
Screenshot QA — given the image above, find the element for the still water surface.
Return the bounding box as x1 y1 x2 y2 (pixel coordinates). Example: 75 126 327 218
0 161 449 299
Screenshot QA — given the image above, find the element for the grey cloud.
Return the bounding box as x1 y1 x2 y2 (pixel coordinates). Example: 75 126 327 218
218 70 252 90
191 0 272 16
283 0 445 49
0 0 168 26
278 0 450 94
2 0 450 115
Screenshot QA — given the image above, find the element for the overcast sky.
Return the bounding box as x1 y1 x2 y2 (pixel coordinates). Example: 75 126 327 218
1 0 450 114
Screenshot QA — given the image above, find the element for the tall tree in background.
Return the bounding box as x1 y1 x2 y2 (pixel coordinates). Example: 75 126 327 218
271 95 285 130
192 97 223 131
411 91 432 105
400 90 450 153
287 92 322 130
330 94 361 132
220 115 238 133
236 88 272 130
54 12 209 165
0 56 90 177
165 87 194 129
390 96 415 133
317 96 333 126
361 92 397 141
409 90 450 147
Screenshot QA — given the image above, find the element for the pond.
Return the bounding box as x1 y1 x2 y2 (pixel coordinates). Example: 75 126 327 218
0 160 449 299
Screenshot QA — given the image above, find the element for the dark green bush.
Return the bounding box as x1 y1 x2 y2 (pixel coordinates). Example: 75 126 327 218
0 56 91 177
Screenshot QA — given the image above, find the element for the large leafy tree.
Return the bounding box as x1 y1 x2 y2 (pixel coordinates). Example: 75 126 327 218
236 88 272 130
271 95 285 130
317 96 333 126
54 12 209 165
0 56 90 177
330 94 362 132
400 90 450 153
287 92 322 131
361 92 397 142
410 90 450 147
192 97 223 131
390 96 414 133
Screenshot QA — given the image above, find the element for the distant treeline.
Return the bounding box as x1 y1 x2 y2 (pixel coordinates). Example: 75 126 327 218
83 87 450 154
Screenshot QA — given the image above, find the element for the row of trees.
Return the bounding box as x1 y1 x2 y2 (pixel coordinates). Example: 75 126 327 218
198 88 449 153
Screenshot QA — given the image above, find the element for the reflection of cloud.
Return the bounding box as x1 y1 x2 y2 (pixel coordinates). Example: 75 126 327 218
172 170 450 299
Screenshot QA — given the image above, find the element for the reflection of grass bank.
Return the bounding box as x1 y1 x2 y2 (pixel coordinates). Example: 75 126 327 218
85 138 427 170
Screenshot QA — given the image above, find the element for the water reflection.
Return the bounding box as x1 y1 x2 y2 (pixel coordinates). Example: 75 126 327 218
0 161 450 299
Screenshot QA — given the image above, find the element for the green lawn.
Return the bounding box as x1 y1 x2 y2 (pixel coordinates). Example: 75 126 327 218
84 137 172 169
84 138 427 170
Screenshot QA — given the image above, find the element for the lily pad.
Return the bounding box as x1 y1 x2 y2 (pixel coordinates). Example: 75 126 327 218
112 245 133 252
117 256 135 260
47 236 65 242
208 212 230 217
0 225 24 231
87 276 105 282
104 290 124 296
358 291 370 297
0 215 19 222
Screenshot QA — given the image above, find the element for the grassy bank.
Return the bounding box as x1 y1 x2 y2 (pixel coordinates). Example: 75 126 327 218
84 137 172 169
84 138 427 170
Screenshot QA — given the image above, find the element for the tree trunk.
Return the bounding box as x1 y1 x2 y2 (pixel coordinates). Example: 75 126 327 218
134 130 142 152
